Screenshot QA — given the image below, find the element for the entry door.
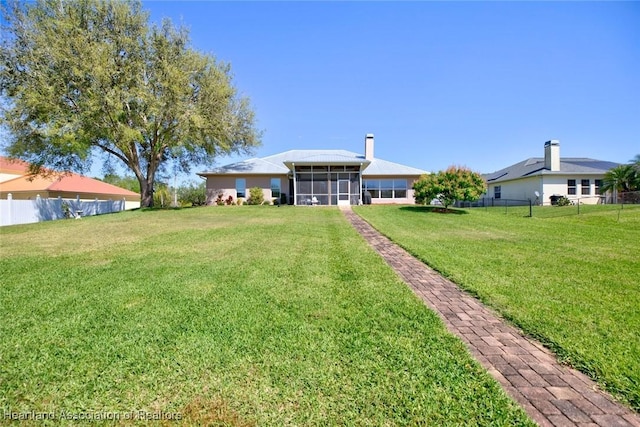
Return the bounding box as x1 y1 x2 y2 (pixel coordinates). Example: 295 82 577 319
338 179 350 206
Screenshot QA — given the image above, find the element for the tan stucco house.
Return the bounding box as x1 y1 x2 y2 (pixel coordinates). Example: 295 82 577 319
483 141 619 205
198 134 427 206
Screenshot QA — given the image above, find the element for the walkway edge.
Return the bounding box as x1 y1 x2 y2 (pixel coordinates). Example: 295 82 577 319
342 207 639 427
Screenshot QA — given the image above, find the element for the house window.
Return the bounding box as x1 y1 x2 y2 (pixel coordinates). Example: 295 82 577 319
494 185 501 199
271 178 281 198
363 179 407 199
394 179 407 198
581 179 590 195
380 179 394 198
595 179 602 194
236 178 246 198
567 179 576 195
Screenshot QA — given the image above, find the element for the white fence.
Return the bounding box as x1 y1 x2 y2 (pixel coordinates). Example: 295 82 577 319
0 194 127 227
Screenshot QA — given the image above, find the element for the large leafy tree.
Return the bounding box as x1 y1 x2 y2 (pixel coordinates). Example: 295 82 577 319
101 173 141 193
413 166 486 209
0 0 260 207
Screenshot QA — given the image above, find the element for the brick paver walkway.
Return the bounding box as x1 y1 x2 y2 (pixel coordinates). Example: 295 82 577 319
341 207 640 427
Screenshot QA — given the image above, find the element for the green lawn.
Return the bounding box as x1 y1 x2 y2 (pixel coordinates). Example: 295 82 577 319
0 207 532 425
353 204 640 412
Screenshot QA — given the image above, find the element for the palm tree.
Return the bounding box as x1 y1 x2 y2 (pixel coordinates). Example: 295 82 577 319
601 165 636 202
630 155 640 190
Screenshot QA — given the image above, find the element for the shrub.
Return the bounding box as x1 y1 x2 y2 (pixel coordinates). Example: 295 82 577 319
225 195 234 205
246 187 264 205
413 166 486 209
215 194 225 206
556 196 571 206
152 184 172 208
61 201 72 218
178 181 206 206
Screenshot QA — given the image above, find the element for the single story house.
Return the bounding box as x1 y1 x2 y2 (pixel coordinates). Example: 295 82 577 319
0 156 140 209
198 134 427 206
483 141 619 205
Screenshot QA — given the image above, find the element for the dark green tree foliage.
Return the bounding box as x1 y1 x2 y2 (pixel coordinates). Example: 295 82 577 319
601 164 639 194
178 181 206 207
0 0 260 207
413 166 486 209
631 154 640 190
101 173 141 193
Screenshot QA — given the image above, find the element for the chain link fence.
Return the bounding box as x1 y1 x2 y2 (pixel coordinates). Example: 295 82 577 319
457 192 640 218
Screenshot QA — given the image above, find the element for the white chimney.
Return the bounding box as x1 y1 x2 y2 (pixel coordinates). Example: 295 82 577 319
544 140 560 171
365 134 374 160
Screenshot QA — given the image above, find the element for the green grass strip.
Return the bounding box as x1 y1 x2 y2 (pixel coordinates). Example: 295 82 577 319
0 207 532 425
354 204 640 411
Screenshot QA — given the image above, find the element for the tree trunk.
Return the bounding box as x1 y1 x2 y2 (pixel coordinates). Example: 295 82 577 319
140 179 154 208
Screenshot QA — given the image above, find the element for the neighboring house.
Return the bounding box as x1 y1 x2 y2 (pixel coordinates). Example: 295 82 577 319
483 141 619 205
198 134 427 206
0 156 140 209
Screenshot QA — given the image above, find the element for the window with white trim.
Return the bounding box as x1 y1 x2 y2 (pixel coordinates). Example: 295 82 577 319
567 179 576 195
236 178 246 198
581 179 590 195
271 178 281 198
363 179 407 199
494 185 501 199
595 179 602 195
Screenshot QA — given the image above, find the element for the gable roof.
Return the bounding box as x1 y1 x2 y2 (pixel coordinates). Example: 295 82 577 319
365 157 427 176
485 157 620 184
198 149 427 177
0 156 139 198
0 157 31 175
0 173 140 197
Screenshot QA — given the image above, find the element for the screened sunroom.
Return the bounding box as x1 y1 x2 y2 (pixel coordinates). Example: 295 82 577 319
284 161 369 206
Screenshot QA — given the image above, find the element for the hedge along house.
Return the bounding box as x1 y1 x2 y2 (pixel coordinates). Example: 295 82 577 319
198 134 427 206
483 140 620 205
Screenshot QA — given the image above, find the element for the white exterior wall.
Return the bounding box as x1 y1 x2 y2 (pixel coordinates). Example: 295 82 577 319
125 201 141 210
488 174 607 206
540 175 604 205
488 176 541 202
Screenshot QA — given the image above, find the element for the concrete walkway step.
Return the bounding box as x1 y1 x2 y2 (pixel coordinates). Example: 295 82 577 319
342 208 639 427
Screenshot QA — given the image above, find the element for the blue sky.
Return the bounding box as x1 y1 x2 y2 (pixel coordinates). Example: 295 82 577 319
141 1 639 178
7 1 638 181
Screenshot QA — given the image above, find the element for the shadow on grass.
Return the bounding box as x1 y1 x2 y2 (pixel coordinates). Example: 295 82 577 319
398 206 468 215
139 205 203 212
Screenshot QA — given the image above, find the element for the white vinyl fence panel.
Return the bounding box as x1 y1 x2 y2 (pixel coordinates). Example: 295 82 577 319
0 194 126 227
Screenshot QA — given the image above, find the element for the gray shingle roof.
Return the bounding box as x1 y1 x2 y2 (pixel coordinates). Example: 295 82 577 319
198 149 427 176
484 157 620 183
364 158 428 176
